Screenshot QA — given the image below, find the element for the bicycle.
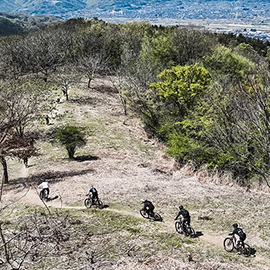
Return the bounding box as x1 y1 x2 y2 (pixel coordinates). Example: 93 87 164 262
140 209 163 222
175 217 195 237
223 235 251 257
84 194 104 209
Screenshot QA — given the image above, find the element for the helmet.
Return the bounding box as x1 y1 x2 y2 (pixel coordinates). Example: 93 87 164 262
141 199 146 203
232 223 238 229
179 205 183 210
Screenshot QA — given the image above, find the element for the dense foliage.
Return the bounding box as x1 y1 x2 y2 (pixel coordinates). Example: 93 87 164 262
1 17 270 185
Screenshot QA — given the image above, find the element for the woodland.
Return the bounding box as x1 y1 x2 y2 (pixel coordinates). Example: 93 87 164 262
1 18 270 186
1 17 270 270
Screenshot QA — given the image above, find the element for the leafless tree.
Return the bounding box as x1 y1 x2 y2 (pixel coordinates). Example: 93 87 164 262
52 65 82 101
76 54 108 89
24 28 73 81
0 36 27 80
0 27 73 82
205 67 270 186
0 79 51 185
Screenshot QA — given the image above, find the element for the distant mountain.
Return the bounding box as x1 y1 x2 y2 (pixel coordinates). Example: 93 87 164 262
0 12 64 36
0 0 181 14
0 0 269 22
0 0 87 15
1 1 270 32
0 16 24 36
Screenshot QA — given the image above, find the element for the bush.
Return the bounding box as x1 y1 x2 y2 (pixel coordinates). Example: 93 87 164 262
54 126 86 159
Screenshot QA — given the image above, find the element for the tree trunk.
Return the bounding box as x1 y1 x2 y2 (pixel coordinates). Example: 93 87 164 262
1 156 8 184
0 166 3 202
62 89 69 101
67 147 75 159
88 77 93 88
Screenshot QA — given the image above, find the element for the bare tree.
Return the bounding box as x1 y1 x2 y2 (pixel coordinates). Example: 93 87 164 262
0 79 51 185
52 65 82 101
205 67 270 186
25 28 73 81
77 54 108 89
0 36 27 80
0 211 75 269
0 27 73 82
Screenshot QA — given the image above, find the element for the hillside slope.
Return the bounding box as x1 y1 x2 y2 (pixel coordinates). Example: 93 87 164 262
1 77 270 269
0 12 64 36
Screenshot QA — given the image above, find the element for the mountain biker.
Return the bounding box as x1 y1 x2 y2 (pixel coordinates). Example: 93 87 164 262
87 186 100 205
175 205 191 226
38 181 50 200
141 199 155 218
229 223 246 248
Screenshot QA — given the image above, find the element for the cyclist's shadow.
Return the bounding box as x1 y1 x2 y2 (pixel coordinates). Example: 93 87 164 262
192 231 204 238
250 247 256 256
46 195 59 201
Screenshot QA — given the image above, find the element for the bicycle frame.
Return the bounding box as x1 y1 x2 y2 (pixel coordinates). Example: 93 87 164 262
224 235 251 257
177 217 188 229
232 234 243 249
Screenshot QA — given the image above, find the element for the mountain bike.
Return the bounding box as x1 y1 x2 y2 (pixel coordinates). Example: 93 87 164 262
84 194 104 209
175 217 195 237
223 235 251 257
140 209 163 222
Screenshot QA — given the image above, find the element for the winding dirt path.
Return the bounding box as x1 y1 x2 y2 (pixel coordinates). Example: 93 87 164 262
3 182 270 270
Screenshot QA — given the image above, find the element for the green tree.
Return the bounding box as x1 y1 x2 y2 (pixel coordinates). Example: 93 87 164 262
150 65 212 118
202 45 255 82
54 126 86 159
140 33 175 70
233 43 262 64
171 27 217 66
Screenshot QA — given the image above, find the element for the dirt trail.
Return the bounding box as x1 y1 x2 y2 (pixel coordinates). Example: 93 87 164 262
15 193 234 253
20 164 29 179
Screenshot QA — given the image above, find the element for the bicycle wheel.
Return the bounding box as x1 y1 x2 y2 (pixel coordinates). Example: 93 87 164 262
97 200 104 209
223 237 234 252
84 198 92 209
140 209 149 219
186 226 195 237
40 189 49 200
175 221 184 234
153 212 162 222
241 243 251 257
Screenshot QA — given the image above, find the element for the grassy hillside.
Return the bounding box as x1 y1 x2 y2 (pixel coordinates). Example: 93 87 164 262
1 77 270 269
